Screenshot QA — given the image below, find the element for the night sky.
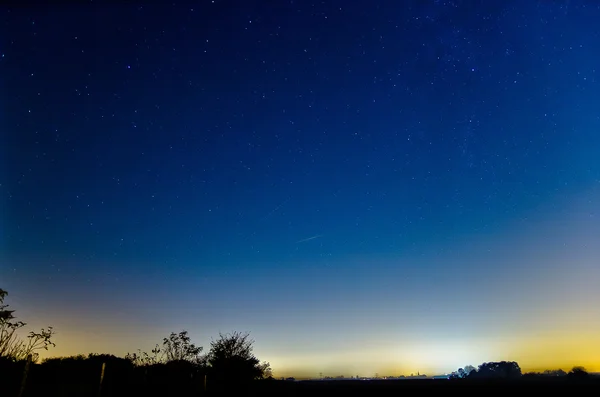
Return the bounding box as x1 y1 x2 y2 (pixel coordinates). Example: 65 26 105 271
2 1 600 378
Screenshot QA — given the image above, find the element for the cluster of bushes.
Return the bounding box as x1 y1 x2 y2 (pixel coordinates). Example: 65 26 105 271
1 288 273 396
1 332 274 396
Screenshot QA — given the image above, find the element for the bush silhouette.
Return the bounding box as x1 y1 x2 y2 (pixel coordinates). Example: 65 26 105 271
206 331 271 392
0 288 55 362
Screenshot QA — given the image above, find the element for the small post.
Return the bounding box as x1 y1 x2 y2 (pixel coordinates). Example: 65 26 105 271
98 362 106 397
18 354 33 397
203 374 207 392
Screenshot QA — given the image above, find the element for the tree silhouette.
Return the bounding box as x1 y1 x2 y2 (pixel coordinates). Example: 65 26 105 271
463 365 476 376
0 289 14 322
568 366 589 379
450 364 477 379
0 288 55 362
469 361 521 379
207 331 271 391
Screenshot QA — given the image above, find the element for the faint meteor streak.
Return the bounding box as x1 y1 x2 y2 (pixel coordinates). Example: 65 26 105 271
260 197 290 221
295 234 323 244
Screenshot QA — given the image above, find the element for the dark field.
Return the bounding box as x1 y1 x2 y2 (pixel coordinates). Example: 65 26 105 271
2 358 597 397
270 378 599 395
7 377 600 397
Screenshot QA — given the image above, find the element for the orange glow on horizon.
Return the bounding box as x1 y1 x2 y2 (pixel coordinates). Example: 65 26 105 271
27 318 600 378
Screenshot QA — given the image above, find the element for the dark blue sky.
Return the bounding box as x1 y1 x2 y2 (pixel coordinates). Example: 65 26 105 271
2 1 600 377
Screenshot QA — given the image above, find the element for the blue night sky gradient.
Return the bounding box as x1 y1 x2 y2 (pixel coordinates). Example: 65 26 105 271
1 1 600 377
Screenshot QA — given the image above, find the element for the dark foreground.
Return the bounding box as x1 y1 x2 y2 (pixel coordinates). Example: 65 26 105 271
9 377 600 397
2 358 597 397
265 378 599 396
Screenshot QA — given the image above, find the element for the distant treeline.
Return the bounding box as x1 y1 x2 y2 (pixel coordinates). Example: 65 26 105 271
448 361 592 380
